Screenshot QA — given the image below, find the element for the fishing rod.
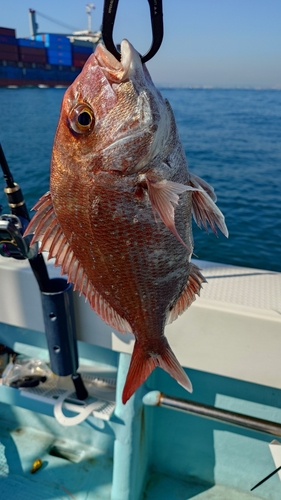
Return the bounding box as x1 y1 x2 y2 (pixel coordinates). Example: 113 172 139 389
0 144 88 400
0 143 50 291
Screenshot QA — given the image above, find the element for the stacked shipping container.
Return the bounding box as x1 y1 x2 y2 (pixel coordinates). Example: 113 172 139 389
0 27 95 68
0 27 19 62
0 25 96 87
17 38 46 64
71 39 94 68
36 34 72 66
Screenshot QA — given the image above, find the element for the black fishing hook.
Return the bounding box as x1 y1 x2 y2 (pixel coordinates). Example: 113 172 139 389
102 0 163 63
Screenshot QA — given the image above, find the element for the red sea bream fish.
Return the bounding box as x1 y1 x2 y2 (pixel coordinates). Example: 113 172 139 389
26 40 228 403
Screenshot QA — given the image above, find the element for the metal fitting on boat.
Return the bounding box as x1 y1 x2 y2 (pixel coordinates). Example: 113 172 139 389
143 390 281 438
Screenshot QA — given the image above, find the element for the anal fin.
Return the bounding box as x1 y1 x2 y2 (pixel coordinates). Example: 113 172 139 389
166 263 206 324
189 172 228 237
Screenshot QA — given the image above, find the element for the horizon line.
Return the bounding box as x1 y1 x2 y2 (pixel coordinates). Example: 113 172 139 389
155 85 281 91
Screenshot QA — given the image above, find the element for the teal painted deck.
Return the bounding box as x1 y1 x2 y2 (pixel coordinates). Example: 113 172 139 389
0 402 114 499
0 414 266 500
0 415 269 500
143 473 263 499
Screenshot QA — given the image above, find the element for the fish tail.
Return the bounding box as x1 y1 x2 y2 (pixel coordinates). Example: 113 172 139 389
122 338 193 404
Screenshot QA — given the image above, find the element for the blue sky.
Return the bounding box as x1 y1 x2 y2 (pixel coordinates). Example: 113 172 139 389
1 0 281 88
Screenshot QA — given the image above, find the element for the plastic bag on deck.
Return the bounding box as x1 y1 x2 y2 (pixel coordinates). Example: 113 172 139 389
1 357 52 386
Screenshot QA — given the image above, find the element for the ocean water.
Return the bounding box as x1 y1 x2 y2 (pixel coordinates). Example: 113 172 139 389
0 87 280 272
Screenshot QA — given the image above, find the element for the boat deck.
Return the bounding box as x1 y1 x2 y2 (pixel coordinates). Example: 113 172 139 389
144 474 262 500
0 256 281 499
0 416 263 500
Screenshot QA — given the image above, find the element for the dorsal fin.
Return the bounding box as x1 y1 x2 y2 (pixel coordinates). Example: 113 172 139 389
189 173 228 237
166 263 206 324
189 173 217 201
25 192 132 334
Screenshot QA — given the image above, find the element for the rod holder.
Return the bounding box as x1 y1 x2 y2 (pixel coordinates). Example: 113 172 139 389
41 278 78 377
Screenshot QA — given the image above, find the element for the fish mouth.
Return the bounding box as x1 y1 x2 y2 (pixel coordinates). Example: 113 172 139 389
94 39 143 83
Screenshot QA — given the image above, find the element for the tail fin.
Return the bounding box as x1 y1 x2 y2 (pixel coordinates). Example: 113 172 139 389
122 339 193 404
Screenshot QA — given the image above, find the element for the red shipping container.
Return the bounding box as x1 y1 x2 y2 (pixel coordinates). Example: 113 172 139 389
0 27 16 37
18 46 46 57
72 56 89 67
73 53 89 61
19 53 47 63
0 43 18 54
72 59 86 68
0 52 19 62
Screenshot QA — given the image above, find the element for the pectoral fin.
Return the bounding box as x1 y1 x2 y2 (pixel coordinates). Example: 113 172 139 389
189 173 228 237
146 176 195 249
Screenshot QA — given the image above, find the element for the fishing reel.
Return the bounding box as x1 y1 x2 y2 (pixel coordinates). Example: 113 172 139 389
0 212 37 260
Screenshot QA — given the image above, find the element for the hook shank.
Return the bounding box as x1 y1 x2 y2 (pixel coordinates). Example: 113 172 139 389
102 0 163 63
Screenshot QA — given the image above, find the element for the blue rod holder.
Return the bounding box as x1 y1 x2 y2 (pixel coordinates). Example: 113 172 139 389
41 278 78 377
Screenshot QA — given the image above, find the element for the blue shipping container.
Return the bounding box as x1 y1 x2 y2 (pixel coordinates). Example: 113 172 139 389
21 68 39 79
49 45 71 52
0 66 22 79
72 45 93 54
48 60 72 67
47 49 71 58
18 38 45 48
47 48 72 65
36 34 71 48
47 57 72 66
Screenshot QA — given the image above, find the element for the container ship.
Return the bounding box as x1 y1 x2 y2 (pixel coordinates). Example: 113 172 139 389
0 13 100 88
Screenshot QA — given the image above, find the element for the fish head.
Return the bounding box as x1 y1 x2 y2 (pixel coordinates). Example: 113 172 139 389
52 39 171 178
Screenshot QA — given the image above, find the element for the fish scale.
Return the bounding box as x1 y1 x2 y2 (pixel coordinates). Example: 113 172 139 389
25 39 228 403
100 190 185 303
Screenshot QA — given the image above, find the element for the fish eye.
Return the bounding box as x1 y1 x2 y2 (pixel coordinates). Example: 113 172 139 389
78 111 92 126
69 104 95 134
